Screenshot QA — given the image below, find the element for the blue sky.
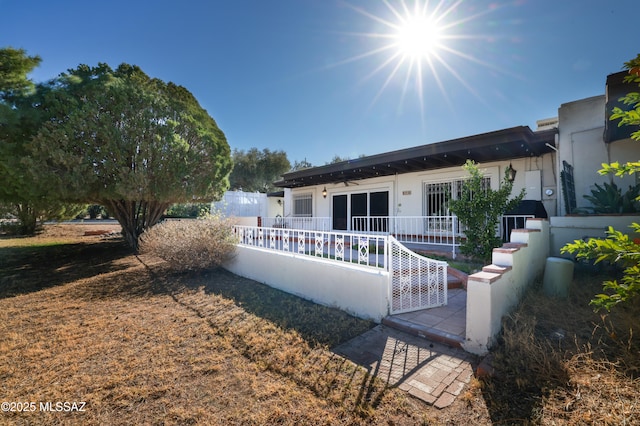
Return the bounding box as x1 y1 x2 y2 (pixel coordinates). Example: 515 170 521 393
2 0 638 166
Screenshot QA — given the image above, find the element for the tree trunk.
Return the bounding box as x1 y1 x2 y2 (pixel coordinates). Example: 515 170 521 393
15 203 38 235
103 200 170 252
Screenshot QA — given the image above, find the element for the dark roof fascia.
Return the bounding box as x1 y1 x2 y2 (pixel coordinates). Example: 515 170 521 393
275 126 557 188
605 70 640 143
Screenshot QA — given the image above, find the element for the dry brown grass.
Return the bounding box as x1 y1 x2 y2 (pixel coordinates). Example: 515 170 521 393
483 265 640 425
6 225 636 425
1 226 455 425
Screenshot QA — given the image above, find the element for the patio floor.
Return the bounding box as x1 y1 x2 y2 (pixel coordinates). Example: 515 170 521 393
383 288 467 348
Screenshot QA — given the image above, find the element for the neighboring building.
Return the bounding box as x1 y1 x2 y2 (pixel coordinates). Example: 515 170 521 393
212 190 285 219
557 71 639 216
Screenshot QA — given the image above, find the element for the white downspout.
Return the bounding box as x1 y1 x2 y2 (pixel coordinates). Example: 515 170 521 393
546 134 560 216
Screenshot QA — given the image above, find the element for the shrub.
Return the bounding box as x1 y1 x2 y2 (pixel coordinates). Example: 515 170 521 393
562 224 640 311
139 216 237 272
81 204 111 219
581 181 640 214
87 204 103 219
449 160 524 263
164 203 211 218
0 220 22 236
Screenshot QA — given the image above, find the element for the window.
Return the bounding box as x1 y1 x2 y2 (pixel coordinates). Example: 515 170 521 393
423 177 490 216
424 182 451 216
292 193 312 217
349 191 389 232
422 177 490 234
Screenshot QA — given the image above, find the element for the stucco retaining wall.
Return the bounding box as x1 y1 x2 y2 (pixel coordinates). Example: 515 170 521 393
464 219 550 355
549 215 640 257
223 245 390 322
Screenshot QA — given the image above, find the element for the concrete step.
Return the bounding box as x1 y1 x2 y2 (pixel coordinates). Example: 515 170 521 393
447 274 463 289
382 315 465 349
447 267 468 289
385 272 467 349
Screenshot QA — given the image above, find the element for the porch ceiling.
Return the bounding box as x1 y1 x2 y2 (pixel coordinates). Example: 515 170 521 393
274 126 557 188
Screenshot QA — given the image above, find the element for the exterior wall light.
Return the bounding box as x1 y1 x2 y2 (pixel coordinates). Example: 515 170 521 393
322 187 327 198
506 163 517 183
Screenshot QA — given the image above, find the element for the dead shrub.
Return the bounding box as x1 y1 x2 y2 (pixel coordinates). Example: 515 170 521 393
139 216 236 271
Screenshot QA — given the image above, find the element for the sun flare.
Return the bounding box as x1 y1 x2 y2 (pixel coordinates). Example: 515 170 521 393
394 14 444 61
338 0 501 119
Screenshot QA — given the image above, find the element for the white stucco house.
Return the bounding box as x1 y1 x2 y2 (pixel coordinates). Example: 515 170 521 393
224 68 640 355
271 70 640 256
274 125 555 243
556 71 638 216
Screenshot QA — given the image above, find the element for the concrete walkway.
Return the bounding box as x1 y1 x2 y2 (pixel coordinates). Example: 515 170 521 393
383 288 467 348
333 287 474 408
333 324 476 408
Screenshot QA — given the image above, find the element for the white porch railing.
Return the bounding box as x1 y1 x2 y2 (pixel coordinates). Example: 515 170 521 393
353 214 535 243
261 216 332 231
353 215 460 258
232 225 387 269
352 215 461 242
232 224 449 315
259 214 535 259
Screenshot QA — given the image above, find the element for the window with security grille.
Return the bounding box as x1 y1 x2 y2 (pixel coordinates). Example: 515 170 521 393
423 177 490 216
292 193 312 217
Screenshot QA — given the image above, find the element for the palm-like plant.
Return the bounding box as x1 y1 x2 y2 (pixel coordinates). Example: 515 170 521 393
583 182 640 214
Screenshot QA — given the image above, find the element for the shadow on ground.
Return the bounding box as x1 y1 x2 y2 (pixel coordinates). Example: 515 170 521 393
172 268 377 348
0 240 134 299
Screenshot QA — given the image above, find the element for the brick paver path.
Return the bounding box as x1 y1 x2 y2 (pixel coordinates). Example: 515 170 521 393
333 325 476 408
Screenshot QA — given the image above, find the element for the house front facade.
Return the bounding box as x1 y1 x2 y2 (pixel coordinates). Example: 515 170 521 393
226 69 640 355
274 126 557 242
273 70 640 251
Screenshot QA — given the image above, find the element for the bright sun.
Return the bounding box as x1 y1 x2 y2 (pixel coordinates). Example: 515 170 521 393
394 15 444 61
338 0 497 118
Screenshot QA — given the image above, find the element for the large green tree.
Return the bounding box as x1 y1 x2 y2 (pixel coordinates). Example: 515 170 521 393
291 158 313 171
229 147 290 192
0 47 83 234
25 63 232 250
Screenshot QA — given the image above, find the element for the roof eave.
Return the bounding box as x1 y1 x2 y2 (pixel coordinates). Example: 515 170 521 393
275 126 558 189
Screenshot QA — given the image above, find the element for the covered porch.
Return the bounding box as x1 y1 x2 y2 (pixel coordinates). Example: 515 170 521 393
260 213 535 259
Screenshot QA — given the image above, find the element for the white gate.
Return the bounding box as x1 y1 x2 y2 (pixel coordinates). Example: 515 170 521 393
389 236 448 314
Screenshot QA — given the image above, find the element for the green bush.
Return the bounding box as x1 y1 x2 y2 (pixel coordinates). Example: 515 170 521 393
164 203 211 218
0 220 22 236
562 225 640 311
86 204 110 219
2 202 86 235
139 216 237 272
449 160 524 263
